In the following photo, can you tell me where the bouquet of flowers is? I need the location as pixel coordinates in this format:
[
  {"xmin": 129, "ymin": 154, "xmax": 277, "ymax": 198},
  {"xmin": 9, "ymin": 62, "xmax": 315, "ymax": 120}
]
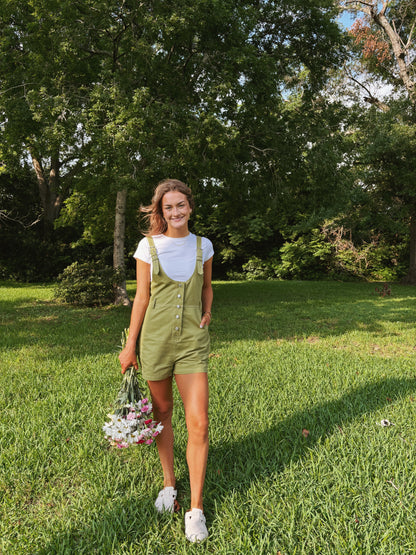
[{"xmin": 103, "ymin": 329, "xmax": 163, "ymax": 448}]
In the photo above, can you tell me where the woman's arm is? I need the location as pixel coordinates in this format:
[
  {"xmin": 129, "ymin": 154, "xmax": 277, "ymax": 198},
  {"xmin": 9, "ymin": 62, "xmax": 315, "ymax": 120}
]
[
  {"xmin": 200, "ymin": 256, "xmax": 213, "ymax": 329},
  {"xmin": 118, "ymin": 259, "xmax": 151, "ymax": 373}
]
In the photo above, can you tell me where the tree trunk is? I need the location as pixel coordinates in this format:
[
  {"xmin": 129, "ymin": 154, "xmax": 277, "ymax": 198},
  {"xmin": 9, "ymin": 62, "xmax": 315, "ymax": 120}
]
[
  {"xmin": 30, "ymin": 152, "xmax": 64, "ymax": 237},
  {"xmin": 113, "ymin": 189, "xmax": 131, "ymax": 305},
  {"xmin": 375, "ymin": 12, "xmax": 416, "ymax": 104},
  {"xmin": 402, "ymin": 211, "xmax": 416, "ymax": 285},
  {"xmin": 49, "ymin": 154, "xmax": 63, "ymax": 222}
]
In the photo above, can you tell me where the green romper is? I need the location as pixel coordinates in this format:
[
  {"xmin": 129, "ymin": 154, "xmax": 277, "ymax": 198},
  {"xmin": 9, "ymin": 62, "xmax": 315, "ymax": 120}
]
[{"xmin": 139, "ymin": 236, "xmax": 210, "ymax": 381}]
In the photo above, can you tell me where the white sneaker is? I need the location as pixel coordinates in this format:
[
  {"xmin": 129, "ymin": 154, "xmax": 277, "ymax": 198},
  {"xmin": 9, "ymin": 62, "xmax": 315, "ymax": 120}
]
[
  {"xmin": 154, "ymin": 487, "xmax": 177, "ymax": 513},
  {"xmin": 185, "ymin": 508, "xmax": 208, "ymax": 543}
]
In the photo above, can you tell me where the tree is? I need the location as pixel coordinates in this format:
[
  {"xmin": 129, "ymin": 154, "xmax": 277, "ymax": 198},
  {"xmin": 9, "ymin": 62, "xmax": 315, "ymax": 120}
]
[
  {"xmin": 0, "ymin": 160, "xmax": 74, "ymax": 281},
  {"xmin": 0, "ymin": 1, "xmax": 92, "ymax": 237},
  {"xmin": 1, "ymin": 0, "xmax": 345, "ymax": 291},
  {"xmin": 339, "ymin": 0, "xmax": 416, "ymax": 283},
  {"xmin": 344, "ymin": 0, "xmax": 415, "ymax": 102},
  {"xmin": 63, "ymin": 0, "xmax": 345, "ymax": 296}
]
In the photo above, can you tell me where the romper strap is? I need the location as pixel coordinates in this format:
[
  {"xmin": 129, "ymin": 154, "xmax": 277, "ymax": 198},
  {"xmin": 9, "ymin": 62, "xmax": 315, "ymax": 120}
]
[
  {"xmin": 196, "ymin": 236, "xmax": 203, "ymax": 275},
  {"xmin": 146, "ymin": 236, "xmax": 160, "ymax": 275}
]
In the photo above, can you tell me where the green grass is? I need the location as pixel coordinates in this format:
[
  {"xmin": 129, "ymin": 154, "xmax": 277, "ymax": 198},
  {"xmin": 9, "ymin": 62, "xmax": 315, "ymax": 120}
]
[{"xmin": 1, "ymin": 279, "xmax": 416, "ymax": 554}]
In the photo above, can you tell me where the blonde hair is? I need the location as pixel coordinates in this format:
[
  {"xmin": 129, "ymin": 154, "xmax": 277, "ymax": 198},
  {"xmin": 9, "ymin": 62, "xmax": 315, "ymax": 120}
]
[{"xmin": 141, "ymin": 179, "xmax": 195, "ymax": 235}]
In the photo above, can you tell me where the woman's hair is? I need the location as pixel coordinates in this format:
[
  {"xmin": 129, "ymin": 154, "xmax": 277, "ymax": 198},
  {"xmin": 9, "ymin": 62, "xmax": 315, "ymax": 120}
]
[{"xmin": 141, "ymin": 179, "xmax": 195, "ymax": 235}]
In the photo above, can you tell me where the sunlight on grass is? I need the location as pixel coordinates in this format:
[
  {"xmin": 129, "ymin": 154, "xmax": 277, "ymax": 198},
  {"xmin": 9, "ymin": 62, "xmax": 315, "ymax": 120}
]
[{"xmin": 1, "ymin": 280, "xmax": 416, "ymax": 553}]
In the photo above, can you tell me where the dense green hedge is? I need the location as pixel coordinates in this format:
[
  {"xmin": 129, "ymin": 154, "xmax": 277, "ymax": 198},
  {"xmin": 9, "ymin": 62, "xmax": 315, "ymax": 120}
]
[{"xmin": 54, "ymin": 261, "xmax": 121, "ymax": 306}]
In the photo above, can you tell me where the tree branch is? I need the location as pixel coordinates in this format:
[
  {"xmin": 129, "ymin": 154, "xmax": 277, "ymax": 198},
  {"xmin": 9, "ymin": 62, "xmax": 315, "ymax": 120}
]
[
  {"xmin": 343, "ymin": 1, "xmax": 373, "ymax": 16},
  {"xmin": 347, "ymin": 73, "xmax": 390, "ymax": 111},
  {"xmin": 343, "ymin": 0, "xmax": 416, "ymax": 103},
  {"xmin": 248, "ymin": 145, "xmax": 279, "ymax": 153},
  {"xmin": 82, "ymin": 48, "xmax": 113, "ymax": 58},
  {"xmin": 0, "ymin": 210, "xmax": 42, "ymax": 228},
  {"xmin": 0, "ymin": 83, "xmax": 38, "ymax": 96},
  {"xmin": 379, "ymin": 1, "xmax": 388, "ymax": 17},
  {"xmin": 405, "ymin": 19, "xmax": 416, "ymax": 50},
  {"xmin": 375, "ymin": 12, "xmax": 416, "ymax": 102}
]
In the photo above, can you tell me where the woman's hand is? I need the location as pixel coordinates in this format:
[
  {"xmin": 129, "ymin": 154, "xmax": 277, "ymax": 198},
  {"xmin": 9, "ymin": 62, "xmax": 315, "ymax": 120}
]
[
  {"xmin": 199, "ymin": 311, "xmax": 212, "ymax": 328},
  {"xmin": 119, "ymin": 346, "xmax": 139, "ymax": 374}
]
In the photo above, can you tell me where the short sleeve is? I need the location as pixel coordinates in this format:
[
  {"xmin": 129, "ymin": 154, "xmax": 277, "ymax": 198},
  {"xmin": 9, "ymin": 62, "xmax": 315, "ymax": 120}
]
[
  {"xmin": 201, "ymin": 237, "xmax": 214, "ymax": 263},
  {"xmin": 133, "ymin": 237, "xmax": 151, "ymax": 263}
]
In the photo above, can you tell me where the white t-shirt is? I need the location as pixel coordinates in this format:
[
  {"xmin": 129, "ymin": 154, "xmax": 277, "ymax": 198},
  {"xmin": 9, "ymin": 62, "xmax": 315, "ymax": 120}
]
[{"xmin": 134, "ymin": 233, "xmax": 214, "ymax": 282}]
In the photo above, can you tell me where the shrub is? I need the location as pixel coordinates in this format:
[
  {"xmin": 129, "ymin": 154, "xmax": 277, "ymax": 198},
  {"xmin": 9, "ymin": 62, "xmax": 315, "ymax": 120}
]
[
  {"xmin": 275, "ymin": 231, "xmax": 332, "ymax": 280},
  {"xmin": 321, "ymin": 223, "xmax": 406, "ymax": 281},
  {"xmin": 242, "ymin": 256, "xmax": 278, "ymax": 280},
  {"xmin": 55, "ymin": 261, "xmax": 121, "ymax": 306}
]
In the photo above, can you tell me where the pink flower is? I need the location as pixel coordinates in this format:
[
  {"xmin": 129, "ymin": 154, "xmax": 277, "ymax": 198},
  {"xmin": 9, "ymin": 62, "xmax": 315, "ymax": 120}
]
[
  {"xmin": 145, "ymin": 439, "xmax": 153, "ymax": 445},
  {"xmin": 137, "ymin": 439, "xmax": 145, "ymax": 444},
  {"xmin": 142, "ymin": 398, "xmax": 148, "ymax": 404},
  {"xmin": 144, "ymin": 419, "xmax": 152, "ymax": 425},
  {"xmin": 126, "ymin": 413, "xmax": 136, "ymax": 420},
  {"xmin": 141, "ymin": 406, "xmax": 149, "ymax": 413},
  {"xmin": 153, "ymin": 431, "xmax": 160, "ymax": 437},
  {"xmin": 117, "ymin": 442, "xmax": 129, "ymax": 449}
]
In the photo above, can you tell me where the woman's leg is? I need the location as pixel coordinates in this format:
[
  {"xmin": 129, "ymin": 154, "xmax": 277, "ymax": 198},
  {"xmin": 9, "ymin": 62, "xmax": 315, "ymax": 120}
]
[
  {"xmin": 175, "ymin": 373, "xmax": 209, "ymax": 510},
  {"xmin": 147, "ymin": 377, "xmax": 175, "ymax": 487}
]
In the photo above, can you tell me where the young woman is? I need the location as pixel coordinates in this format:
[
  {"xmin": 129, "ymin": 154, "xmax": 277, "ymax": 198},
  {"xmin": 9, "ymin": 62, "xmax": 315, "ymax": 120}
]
[{"xmin": 119, "ymin": 179, "xmax": 213, "ymax": 543}]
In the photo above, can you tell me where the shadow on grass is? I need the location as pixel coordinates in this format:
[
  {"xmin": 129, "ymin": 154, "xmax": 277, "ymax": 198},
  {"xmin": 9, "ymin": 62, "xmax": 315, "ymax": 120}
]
[
  {"xmin": 0, "ymin": 297, "xmax": 131, "ymax": 359},
  {"xmin": 212, "ymin": 281, "xmax": 416, "ymax": 343},
  {"xmin": 205, "ymin": 375, "xmax": 416, "ymax": 498},
  {"xmin": 2, "ymin": 280, "xmax": 416, "ymax": 356},
  {"xmin": 37, "ymin": 496, "xmax": 166, "ymax": 555},
  {"xmin": 4, "ymin": 281, "xmax": 416, "ymax": 550},
  {"xmin": 38, "ymin": 376, "xmax": 416, "ymax": 553}
]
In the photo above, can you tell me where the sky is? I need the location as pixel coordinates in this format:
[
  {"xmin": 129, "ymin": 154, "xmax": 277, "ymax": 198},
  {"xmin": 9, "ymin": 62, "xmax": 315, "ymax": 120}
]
[{"xmin": 338, "ymin": 10, "xmax": 357, "ymax": 30}]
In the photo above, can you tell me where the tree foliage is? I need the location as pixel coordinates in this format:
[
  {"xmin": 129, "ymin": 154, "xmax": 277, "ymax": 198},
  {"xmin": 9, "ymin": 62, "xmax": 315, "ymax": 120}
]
[
  {"xmin": 0, "ymin": 0, "xmax": 92, "ymax": 237},
  {"xmin": 342, "ymin": 0, "xmax": 415, "ymax": 102},
  {"xmin": 337, "ymin": 0, "xmax": 416, "ymax": 283},
  {"xmin": 1, "ymin": 0, "xmax": 350, "ymax": 287}
]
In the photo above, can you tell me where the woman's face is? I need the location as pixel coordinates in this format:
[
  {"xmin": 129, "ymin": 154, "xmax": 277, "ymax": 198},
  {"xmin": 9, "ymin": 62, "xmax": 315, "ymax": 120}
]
[{"xmin": 161, "ymin": 191, "xmax": 192, "ymax": 236}]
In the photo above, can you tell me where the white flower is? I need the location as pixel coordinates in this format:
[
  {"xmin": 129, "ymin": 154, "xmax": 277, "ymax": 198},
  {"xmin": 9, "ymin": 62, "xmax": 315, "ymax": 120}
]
[{"xmin": 103, "ymin": 402, "xmax": 163, "ymax": 448}]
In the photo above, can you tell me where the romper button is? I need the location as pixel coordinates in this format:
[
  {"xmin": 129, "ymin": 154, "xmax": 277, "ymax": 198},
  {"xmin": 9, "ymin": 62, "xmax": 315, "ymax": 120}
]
[
  {"xmin": 176, "ymin": 315, "xmax": 179, "ymax": 319},
  {"xmin": 177, "ymin": 305, "xmax": 180, "ymax": 308},
  {"xmin": 175, "ymin": 326, "xmax": 179, "ymax": 331},
  {"xmin": 177, "ymin": 294, "xmax": 181, "ymax": 298}
]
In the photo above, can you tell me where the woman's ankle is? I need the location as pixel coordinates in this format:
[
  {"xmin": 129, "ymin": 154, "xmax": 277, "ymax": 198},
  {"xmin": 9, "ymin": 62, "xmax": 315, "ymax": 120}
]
[{"xmin": 163, "ymin": 477, "xmax": 176, "ymax": 488}]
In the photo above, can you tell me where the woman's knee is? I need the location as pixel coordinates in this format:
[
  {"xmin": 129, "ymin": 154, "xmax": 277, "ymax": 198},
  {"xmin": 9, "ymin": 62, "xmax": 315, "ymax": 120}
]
[
  {"xmin": 186, "ymin": 413, "xmax": 209, "ymax": 440},
  {"xmin": 152, "ymin": 399, "xmax": 173, "ymax": 422},
  {"xmin": 148, "ymin": 378, "xmax": 173, "ymax": 422}
]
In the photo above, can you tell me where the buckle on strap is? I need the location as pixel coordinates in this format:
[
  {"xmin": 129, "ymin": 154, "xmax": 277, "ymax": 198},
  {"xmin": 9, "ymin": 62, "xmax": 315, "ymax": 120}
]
[{"xmin": 147, "ymin": 236, "xmax": 160, "ymax": 275}]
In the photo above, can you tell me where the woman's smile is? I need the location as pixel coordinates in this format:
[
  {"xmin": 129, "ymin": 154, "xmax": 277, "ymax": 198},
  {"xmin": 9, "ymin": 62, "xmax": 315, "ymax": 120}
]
[{"xmin": 162, "ymin": 191, "xmax": 192, "ymax": 236}]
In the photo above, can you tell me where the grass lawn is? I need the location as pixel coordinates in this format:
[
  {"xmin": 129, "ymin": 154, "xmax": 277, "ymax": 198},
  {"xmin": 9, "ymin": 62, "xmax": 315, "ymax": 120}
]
[{"xmin": 1, "ymin": 279, "xmax": 416, "ymax": 554}]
